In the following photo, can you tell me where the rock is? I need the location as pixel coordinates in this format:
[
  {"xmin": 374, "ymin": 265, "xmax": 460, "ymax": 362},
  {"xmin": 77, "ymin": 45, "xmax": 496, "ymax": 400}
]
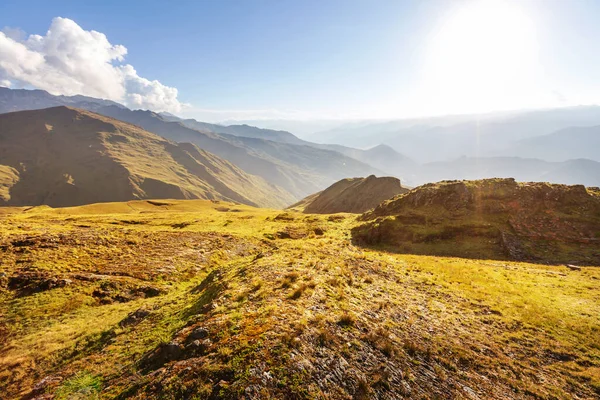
[
  {"xmin": 134, "ymin": 285, "xmax": 163, "ymax": 297},
  {"xmin": 500, "ymin": 232, "xmax": 529, "ymax": 261},
  {"xmin": 163, "ymin": 342, "xmax": 183, "ymax": 360},
  {"xmin": 566, "ymin": 264, "xmax": 582, "ymax": 271},
  {"xmin": 119, "ymin": 308, "xmax": 151, "ymax": 327},
  {"xmin": 276, "ymin": 231, "xmax": 292, "ymax": 239},
  {"xmin": 189, "ymin": 327, "xmax": 209, "ymax": 340},
  {"xmin": 275, "ymin": 228, "xmax": 309, "ymax": 240},
  {"xmin": 31, "ymin": 375, "xmax": 63, "ymax": 395},
  {"xmin": 92, "ymin": 281, "xmax": 163, "ymax": 304},
  {"xmin": 185, "ymin": 338, "xmax": 211, "ymax": 355},
  {"xmin": 313, "ymin": 227, "xmax": 325, "ymax": 236},
  {"xmin": 141, "ymin": 341, "xmax": 184, "ymax": 369}
]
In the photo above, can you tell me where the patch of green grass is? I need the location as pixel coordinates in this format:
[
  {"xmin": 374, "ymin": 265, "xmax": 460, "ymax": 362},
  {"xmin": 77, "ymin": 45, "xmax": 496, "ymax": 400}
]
[{"xmin": 55, "ymin": 371, "xmax": 102, "ymax": 400}]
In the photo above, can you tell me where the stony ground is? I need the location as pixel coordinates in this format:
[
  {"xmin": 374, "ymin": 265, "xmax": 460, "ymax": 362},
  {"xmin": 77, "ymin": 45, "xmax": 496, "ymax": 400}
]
[{"xmin": 0, "ymin": 200, "xmax": 599, "ymax": 399}]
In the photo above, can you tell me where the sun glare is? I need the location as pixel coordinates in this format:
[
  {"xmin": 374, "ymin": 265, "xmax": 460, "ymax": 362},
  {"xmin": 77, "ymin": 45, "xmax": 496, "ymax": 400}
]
[{"xmin": 422, "ymin": 0, "xmax": 540, "ymax": 114}]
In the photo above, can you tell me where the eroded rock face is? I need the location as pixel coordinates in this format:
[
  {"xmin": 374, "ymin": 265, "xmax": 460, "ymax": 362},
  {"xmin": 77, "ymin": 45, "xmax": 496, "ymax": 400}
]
[{"xmin": 354, "ymin": 179, "xmax": 600, "ymax": 264}]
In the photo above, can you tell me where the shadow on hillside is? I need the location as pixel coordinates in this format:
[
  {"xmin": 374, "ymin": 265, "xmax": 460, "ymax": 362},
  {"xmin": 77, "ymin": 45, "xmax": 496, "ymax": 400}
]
[{"xmin": 350, "ymin": 220, "xmax": 600, "ymax": 267}]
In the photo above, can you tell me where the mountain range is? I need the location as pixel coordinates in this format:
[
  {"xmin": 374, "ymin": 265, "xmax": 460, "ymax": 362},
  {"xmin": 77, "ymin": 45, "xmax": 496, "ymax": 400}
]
[
  {"xmin": 0, "ymin": 88, "xmax": 389, "ymax": 200},
  {"xmin": 1, "ymin": 87, "xmax": 599, "ymax": 206},
  {"xmin": 305, "ymin": 106, "xmax": 600, "ymax": 163},
  {"xmin": 0, "ymin": 107, "xmax": 291, "ymax": 207}
]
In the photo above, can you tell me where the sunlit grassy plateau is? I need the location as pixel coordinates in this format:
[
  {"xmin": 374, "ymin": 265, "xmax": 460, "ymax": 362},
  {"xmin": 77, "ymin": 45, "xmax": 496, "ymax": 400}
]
[{"xmin": 0, "ymin": 200, "xmax": 598, "ymax": 399}]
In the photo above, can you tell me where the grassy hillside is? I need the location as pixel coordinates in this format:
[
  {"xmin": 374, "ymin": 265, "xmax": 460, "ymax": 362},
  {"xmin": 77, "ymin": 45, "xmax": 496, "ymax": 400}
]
[
  {"xmin": 77, "ymin": 106, "xmax": 383, "ymax": 200},
  {"xmin": 0, "ymin": 107, "xmax": 292, "ymax": 208},
  {"xmin": 0, "ymin": 165, "xmax": 19, "ymax": 202},
  {"xmin": 0, "ymin": 199, "xmax": 598, "ymax": 399},
  {"xmin": 354, "ymin": 178, "xmax": 600, "ymax": 265}
]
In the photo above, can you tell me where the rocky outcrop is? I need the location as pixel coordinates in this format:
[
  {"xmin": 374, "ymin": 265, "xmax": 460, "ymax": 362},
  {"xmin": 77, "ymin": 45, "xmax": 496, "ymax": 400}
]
[{"xmin": 353, "ymin": 178, "xmax": 600, "ymax": 265}]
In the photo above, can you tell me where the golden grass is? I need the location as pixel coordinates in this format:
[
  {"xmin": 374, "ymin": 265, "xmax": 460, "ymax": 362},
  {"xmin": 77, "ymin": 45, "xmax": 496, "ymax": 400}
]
[{"xmin": 0, "ymin": 199, "xmax": 598, "ymax": 399}]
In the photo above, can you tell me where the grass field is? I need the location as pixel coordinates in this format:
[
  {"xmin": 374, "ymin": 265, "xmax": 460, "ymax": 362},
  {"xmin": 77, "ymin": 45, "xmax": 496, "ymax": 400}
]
[{"xmin": 1, "ymin": 199, "xmax": 599, "ymax": 399}]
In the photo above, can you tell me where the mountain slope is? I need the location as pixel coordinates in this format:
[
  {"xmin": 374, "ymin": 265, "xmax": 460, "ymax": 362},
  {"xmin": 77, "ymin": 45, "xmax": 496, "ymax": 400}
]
[
  {"xmin": 92, "ymin": 106, "xmax": 382, "ymax": 199},
  {"xmin": 1, "ymin": 202, "xmax": 598, "ymax": 399},
  {"xmin": 0, "ymin": 88, "xmax": 408, "ymax": 191},
  {"xmin": 0, "ymin": 107, "xmax": 292, "ymax": 207},
  {"xmin": 162, "ymin": 113, "xmax": 415, "ymax": 176},
  {"xmin": 293, "ymin": 175, "xmax": 409, "ymax": 214}
]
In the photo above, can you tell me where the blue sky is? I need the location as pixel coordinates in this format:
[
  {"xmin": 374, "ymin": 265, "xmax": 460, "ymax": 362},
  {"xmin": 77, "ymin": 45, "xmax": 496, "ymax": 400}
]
[{"xmin": 1, "ymin": 0, "xmax": 599, "ymax": 121}]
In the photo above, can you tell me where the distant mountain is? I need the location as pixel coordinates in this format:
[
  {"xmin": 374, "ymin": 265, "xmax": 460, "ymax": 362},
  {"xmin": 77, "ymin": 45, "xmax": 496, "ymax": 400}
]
[
  {"xmin": 0, "ymin": 87, "xmax": 126, "ymax": 114},
  {"xmin": 221, "ymin": 119, "xmax": 351, "ymax": 137},
  {"xmin": 330, "ymin": 144, "xmax": 418, "ymax": 181},
  {"xmin": 3, "ymin": 88, "xmax": 598, "ymax": 190},
  {"xmin": 199, "ymin": 122, "xmax": 306, "ymax": 145},
  {"xmin": 0, "ymin": 107, "xmax": 292, "ymax": 207},
  {"xmin": 289, "ymin": 175, "xmax": 409, "ymax": 214},
  {"xmin": 503, "ymin": 125, "xmax": 600, "ymax": 162},
  {"xmin": 310, "ymin": 106, "xmax": 600, "ymax": 162},
  {"xmin": 93, "ymin": 106, "xmax": 383, "ymax": 200},
  {"xmin": 417, "ymin": 157, "xmax": 600, "ymax": 187},
  {"xmin": 165, "ymin": 114, "xmax": 416, "ymax": 177}
]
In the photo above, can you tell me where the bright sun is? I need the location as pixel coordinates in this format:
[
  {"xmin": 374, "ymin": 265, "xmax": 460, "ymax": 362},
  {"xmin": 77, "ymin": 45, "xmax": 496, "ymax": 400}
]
[{"xmin": 422, "ymin": 0, "xmax": 540, "ymax": 114}]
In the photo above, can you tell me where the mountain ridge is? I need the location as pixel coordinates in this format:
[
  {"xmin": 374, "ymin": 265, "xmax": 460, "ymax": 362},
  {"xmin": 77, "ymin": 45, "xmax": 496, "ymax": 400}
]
[
  {"xmin": 0, "ymin": 106, "xmax": 292, "ymax": 207},
  {"xmin": 0, "ymin": 88, "xmax": 384, "ymax": 200}
]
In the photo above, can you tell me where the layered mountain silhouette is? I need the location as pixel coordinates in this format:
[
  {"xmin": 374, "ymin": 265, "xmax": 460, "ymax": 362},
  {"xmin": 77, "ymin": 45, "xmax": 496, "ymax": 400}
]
[
  {"xmin": 161, "ymin": 113, "xmax": 416, "ymax": 178},
  {"xmin": 2, "ymin": 87, "xmax": 599, "ymax": 190},
  {"xmin": 504, "ymin": 125, "xmax": 600, "ymax": 162},
  {"xmin": 0, "ymin": 88, "xmax": 383, "ymax": 199},
  {"xmin": 0, "ymin": 87, "xmax": 126, "ymax": 114},
  {"xmin": 310, "ymin": 106, "xmax": 600, "ymax": 161},
  {"xmin": 0, "ymin": 107, "xmax": 292, "ymax": 207}
]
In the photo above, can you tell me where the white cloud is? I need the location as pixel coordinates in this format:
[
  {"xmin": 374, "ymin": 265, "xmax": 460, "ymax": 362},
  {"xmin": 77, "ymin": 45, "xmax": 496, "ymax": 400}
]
[{"xmin": 0, "ymin": 17, "xmax": 183, "ymax": 112}]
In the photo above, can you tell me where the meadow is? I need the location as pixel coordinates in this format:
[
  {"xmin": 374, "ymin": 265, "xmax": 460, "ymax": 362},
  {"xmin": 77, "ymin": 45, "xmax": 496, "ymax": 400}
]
[{"xmin": 0, "ymin": 200, "xmax": 598, "ymax": 399}]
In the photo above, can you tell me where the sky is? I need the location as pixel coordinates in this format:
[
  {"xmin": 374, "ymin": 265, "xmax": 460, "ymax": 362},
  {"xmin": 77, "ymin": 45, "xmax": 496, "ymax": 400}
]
[{"xmin": 1, "ymin": 0, "xmax": 599, "ymax": 122}]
